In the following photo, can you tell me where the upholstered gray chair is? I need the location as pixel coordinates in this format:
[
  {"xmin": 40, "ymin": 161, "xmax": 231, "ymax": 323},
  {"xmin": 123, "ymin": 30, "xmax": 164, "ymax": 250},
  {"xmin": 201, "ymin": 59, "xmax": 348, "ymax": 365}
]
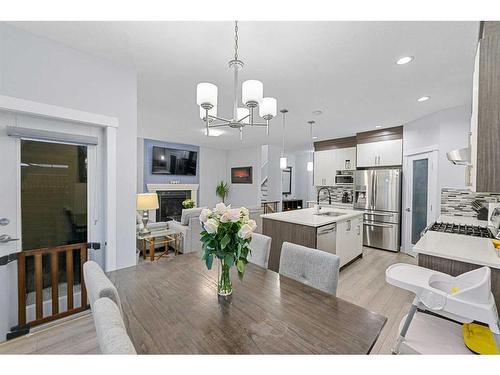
[
  {"xmin": 92, "ymin": 297, "xmax": 136, "ymax": 355},
  {"xmin": 169, "ymin": 207, "xmax": 205, "ymax": 253},
  {"xmin": 83, "ymin": 261, "xmax": 123, "ymax": 317},
  {"xmin": 279, "ymin": 242, "xmax": 340, "ymax": 295},
  {"xmin": 248, "ymin": 233, "xmax": 272, "ymax": 269}
]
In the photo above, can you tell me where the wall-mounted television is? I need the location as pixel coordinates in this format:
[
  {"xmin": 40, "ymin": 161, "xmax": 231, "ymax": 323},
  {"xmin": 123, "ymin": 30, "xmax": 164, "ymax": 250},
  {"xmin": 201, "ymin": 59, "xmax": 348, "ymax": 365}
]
[{"xmin": 152, "ymin": 146, "xmax": 197, "ymax": 175}]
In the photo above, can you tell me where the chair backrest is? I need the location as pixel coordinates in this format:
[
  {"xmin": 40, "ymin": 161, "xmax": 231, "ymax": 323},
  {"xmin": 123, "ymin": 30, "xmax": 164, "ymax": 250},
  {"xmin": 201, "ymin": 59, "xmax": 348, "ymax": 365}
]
[
  {"xmin": 92, "ymin": 297, "xmax": 136, "ymax": 355},
  {"xmin": 279, "ymin": 242, "xmax": 340, "ymax": 295},
  {"xmin": 83, "ymin": 261, "xmax": 123, "ymax": 316},
  {"xmin": 248, "ymin": 233, "xmax": 272, "ymax": 269}
]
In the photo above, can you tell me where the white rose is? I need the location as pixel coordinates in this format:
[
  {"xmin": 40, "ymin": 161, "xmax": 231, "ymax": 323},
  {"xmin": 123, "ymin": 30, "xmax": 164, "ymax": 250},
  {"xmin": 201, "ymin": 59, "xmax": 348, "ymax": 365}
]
[
  {"xmin": 215, "ymin": 202, "xmax": 229, "ymax": 215},
  {"xmin": 247, "ymin": 219, "xmax": 257, "ymax": 232},
  {"xmin": 220, "ymin": 211, "xmax": 231, "ymax": 223},
  {"xmin": 199, "ymin": 208, "xmax": 212, "ymax": 223},
  {"xmin": 229, "ymin": 208, "xmax": 242, "ymax": 222},
  {"xmin": 204, "ymin": 218, "xmax": 219, "ymax": 234},
  {"xmin": 238, "ymin": 223, "xmax": 253, "ymax": 239},
  {"xmin": 240, "ymin": 207, "xmax": 249, "ymax": 218}
]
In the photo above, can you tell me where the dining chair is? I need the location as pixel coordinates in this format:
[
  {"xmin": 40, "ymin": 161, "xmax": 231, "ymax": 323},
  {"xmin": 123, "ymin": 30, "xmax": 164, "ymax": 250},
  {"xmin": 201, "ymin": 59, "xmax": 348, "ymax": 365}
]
[
  {"xmin": 83, "ymin": 260, "xmax": 123, "ymax": 316},
  {"xmin": 248, "ymin": 233, "xmax": 272, "ymax": 269},
  {"xmin": 92, "ymin": 297, "xmax": 137, "ymax": 355},
  {"xmin": 279, "ymin": 242, "xmax": 340, "ymax": 295}
]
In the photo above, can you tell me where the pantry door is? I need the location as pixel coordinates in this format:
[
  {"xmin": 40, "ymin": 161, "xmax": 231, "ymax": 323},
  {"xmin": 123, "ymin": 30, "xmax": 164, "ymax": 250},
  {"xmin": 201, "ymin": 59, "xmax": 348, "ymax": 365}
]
[{"xmin": 403, "ymin": 149, "xmax": 439, "ymax": 254}]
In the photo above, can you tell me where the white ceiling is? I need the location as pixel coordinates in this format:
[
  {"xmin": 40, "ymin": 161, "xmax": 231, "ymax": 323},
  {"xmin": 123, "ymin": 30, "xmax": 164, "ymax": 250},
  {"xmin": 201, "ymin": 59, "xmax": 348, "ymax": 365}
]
[{"xmin": 9, "ymin": 21, "xmax": 479, "ymax": 151}]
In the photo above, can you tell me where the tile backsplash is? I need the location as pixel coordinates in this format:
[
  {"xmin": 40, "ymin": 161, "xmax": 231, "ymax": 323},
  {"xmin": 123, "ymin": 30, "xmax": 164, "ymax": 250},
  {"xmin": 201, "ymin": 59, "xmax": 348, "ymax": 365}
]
[{"xmin": 441, "ymin": 188, "xmax": 500, "ymax": 217}]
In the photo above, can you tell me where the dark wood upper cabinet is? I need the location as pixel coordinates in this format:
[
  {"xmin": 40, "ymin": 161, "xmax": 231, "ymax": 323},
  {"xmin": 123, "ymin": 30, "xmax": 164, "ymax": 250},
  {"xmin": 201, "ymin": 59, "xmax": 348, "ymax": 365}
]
[{"xmin": 476, "ymin": 21, "xmax": 500, "ymax": 193}]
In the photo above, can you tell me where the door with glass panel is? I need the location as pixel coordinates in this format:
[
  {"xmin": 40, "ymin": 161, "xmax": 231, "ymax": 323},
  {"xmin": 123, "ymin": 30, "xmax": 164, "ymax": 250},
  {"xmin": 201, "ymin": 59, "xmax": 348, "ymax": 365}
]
[
  {"xmin": 0, "ymin": 111, "xmax": 94, "ymax": 341},
  {"xmin": 18, "ymin": 140, "xmax": 90, "ymax": 331},
  {"xmin": 403, "ymin": 151, "xmax": 438, "ymax": 253}
]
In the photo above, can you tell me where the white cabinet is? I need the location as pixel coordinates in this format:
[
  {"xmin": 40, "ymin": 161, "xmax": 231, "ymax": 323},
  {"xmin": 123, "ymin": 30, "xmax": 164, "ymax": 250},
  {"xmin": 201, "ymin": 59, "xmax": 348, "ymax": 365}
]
[
  {"xmin": 335, "ymin": 216, "xmax": 363, "ymax": 267},
  {"xmin": 356, "ymin": 139, "xmax": 402, "ymax": 168},
  {"xmin": 335, "ymin": 147, "xmax": 356, "ymax": 170},
  {"xmin": 314, "ymin": 150, "xmax": 336, "ymax": 186}
]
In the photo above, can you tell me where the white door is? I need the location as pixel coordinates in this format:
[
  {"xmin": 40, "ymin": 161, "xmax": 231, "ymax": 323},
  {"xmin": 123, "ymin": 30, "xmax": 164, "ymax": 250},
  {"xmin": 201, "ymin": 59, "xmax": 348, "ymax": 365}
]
[
  {"xmin": 402, "ymin": 150, "xmax": 438, "ymax": 254},
  {"xmin": 0, "ymin": 110, "xmax": 106, "ymax": 341},
  {"xmin": 0, "ymin": 111, "xmax": 21, "ymax": 341}
]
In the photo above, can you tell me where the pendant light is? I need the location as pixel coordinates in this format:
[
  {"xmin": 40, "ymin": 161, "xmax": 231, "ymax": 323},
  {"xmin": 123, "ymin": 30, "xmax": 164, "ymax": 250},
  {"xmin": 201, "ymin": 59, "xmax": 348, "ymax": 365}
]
[
  {"xmin": 280, "ymin": 109, "xmax": 288, "ymax": 169},
  {"xmin": 307, "ymin": 120, "xmax": 315, "ymax": 172},
  {"xmin": 196, "ymin": 21, "xmax": 277, "ymax": 140}
]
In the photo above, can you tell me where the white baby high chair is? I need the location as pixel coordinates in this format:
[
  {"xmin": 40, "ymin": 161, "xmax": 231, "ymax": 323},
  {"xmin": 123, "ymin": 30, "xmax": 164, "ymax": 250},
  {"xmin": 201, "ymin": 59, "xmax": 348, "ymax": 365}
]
[{"xmin": 386, "ymin": 263, "xmax": 500, "ymax": 354}]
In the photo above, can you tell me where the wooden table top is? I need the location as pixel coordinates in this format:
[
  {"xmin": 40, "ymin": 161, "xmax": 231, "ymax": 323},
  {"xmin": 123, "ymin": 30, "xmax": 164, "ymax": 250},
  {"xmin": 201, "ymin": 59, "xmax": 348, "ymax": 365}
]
[{"xmin": 108, "ymin": 253, "xmax": 386, "ymax": 354}]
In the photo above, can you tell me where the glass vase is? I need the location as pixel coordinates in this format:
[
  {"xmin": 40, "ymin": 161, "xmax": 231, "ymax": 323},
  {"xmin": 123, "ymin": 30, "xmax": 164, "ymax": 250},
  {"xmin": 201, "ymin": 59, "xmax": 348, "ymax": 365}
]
[{"xmin": 217, "ymin": 259, "xmax": 233, "ymax": 296}]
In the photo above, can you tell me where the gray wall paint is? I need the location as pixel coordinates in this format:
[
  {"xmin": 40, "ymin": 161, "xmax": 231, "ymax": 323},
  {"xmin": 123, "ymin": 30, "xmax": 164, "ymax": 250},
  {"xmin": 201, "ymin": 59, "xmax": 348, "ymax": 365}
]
[
  {"xmin": 0, "ymin": 24, "xmax": 138, "ymax": 269},
  {"xmin": 226, "ymin": 146, "xmax": 261, "ymax": 208},
  {"xmin": 199, "ymin": 147, "xmax": 227, "ymax": 208},
  {"xmin": 142, "ymin": 138, "xmax": 200, "ymax": 192}
]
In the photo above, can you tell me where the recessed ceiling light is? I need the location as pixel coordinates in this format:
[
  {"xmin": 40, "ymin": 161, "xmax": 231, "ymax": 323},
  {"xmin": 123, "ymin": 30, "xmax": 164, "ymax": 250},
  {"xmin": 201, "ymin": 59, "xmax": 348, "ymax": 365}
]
[
  {"xmin": 417, "ymin": 96, "xmax": 430, "ymax": 102},
  {"xmin": 375, "ymin": 125, "xmax": 382, "ymax": 128},
  {"xmin": 203, "ymin": 129, "xmax": 224, "ymax": 137},
  {"xmin": 396, "ymin": 56, "xmax": 414, "ymax": 65},
  {"xmin": 312, "ymin": 110, "xmax": 323, "ymax": 116}
]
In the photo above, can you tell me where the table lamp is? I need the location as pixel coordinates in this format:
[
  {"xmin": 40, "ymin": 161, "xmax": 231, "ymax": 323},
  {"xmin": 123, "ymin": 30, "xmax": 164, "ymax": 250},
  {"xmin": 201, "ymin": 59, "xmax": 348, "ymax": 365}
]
[{"xmin": 136, "ymin": 193, "xmax": 159, "ymax": 235}]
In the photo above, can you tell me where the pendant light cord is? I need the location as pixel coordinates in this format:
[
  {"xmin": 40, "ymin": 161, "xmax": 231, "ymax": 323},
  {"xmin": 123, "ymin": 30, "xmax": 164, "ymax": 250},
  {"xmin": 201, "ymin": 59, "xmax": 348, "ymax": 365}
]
[
  {"xmin": 282, "ymin": 111, "xmax": 286, "ymax": 155},
  {"xmin": 234, "ymin": 21, "xmax": 239, "ymax": 61}
]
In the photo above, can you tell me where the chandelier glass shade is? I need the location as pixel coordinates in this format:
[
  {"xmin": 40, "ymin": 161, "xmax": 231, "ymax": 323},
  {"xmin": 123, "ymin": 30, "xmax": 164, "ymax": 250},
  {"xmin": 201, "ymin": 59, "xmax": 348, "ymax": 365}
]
[{"xmin": 196, "ymin": 21, "xmax": 277, "ymax": 140}]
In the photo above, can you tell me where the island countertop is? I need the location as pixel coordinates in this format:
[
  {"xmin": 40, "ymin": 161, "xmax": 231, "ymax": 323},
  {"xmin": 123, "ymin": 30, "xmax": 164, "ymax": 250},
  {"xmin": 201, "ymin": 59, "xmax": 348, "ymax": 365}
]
[
  {"xmin": 261, "ymin": 207, "xmax": 363, "ymax": 228},
  {"xmin": 413, "ymin": 215, "xmax": 499, "ymax": 269}
]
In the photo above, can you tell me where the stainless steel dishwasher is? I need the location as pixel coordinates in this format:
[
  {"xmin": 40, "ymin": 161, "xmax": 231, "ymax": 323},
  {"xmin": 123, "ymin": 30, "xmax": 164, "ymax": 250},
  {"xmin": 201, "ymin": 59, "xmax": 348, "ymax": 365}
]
[{"xmin": 316, "ymin": 223, "xmax": 337, "ymax": 255}]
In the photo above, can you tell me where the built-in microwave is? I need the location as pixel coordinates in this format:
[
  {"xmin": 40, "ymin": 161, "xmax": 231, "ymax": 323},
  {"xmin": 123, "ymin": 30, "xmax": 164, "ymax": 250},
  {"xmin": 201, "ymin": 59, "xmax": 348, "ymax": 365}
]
[{"xmin": 335, "ymin": 170, "xmax": 354, "ymax": 185}]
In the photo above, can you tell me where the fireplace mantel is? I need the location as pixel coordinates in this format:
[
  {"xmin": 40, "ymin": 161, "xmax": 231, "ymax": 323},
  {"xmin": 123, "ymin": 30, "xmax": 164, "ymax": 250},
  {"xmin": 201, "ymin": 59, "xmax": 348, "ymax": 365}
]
[{"xmin": 147, "ymin": 183, "xmax": 199, "ymax": 197}]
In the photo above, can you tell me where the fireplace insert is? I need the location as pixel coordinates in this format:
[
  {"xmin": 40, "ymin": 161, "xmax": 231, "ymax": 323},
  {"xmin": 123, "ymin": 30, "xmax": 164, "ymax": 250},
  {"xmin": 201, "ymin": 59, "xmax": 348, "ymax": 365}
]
[{"xmin": 156, "ymin": 190, "xmax": 191, "ymax": 222}]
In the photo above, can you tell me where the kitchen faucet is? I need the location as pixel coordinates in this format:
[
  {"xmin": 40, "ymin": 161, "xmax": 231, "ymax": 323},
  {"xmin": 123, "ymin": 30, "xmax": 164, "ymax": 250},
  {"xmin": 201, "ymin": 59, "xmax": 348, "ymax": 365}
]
[{"xmin": 316, "ymin": 187, "xmax": 332, "ymax": 207}]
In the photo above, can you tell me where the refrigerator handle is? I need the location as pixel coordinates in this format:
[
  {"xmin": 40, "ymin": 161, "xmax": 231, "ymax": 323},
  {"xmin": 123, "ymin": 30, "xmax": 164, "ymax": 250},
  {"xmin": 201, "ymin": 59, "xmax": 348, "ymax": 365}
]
[
  {"xmin": 373, "ymin": 170, "xmax": 377, "ymax": 209},
  {"xmin": 370, "ymin": 170, "xmax": 375, "ymax": 209}
]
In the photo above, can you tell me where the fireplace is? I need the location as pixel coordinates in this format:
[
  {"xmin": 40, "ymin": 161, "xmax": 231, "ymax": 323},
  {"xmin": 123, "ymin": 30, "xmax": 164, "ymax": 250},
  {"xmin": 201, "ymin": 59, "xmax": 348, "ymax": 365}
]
[
  {"xmin": 156, "ymin": 190, "xmax": 191, "ymax": 222},
  {"xmin": 147, "ymin": 183, "xmax": 199, "ymax": 222}
]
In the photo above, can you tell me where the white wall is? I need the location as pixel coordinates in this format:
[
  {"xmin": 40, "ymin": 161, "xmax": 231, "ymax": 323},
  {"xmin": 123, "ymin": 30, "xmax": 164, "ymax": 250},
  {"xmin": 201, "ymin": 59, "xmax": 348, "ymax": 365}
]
[
  {"xmin": 0, "ymin": 24, "xmax": 138, "ymax": 269},
  {"xmin": 293, "ymin": 151, "xmax": 315, "ymax": 204},
  {"xmin": 199, "ymin": 146, "xmax": 228, "ymax": 208},
  {"xmin": 267, "ymin": 145, "xmax": 283, "ymax": 204},
  {"xmin": 403, "ymin": 104, "xmax": 470, "ymax": 193},
  {"xmin": 225, "ymin": 146, "xmax": 261, "ymax": 207}
]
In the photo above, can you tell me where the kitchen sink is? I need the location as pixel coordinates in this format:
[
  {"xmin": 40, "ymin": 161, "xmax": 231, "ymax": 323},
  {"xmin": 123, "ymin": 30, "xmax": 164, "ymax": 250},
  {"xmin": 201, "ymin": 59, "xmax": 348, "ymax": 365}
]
[{"xmin": 315, "ymin": 211, "xmax": 346, "ymax": 217}]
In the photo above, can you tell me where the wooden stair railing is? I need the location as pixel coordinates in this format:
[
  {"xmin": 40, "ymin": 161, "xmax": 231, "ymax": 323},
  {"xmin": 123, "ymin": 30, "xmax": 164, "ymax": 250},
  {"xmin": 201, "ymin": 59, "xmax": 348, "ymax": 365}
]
[{"xmin": 18, "ymin": 243, "xmax": 89, "ymax": 328}]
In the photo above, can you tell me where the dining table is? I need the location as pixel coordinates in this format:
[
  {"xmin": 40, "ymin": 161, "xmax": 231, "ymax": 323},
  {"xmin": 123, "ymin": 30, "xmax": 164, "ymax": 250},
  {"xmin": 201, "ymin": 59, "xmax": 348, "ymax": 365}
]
[{"xmin": 108, "ymin": 253, "xmax": 387, "ymax": 354}]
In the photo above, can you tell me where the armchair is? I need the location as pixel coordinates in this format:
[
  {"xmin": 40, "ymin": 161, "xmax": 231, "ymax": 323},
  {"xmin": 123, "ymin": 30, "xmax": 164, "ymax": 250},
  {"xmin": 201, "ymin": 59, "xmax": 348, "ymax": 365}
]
[{"xmin": 168, "ymin": 207, "xmax": 205, "ymax": 254}]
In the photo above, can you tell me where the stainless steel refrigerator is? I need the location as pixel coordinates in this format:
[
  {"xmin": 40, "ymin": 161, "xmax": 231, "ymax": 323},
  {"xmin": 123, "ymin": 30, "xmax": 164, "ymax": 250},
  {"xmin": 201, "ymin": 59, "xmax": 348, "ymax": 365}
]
[{"xmin": 353, "ymin": 169, "xmax": 401, "ymax": 252}]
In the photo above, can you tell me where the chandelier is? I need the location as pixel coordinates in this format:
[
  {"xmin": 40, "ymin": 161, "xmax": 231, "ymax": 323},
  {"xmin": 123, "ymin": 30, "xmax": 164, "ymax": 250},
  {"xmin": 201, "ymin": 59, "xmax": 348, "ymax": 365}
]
[{"xmin": 196, "ymin": 21, "xmax": 278, "ymax": 140}]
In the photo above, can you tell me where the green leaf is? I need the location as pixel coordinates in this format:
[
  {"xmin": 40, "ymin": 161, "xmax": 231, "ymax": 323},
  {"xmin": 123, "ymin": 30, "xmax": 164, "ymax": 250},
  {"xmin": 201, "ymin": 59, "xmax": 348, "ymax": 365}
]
[
  {"xmin": 220, "ymin": 234, "xmax": 230, "ymax": 249},
  {"xmin": 236, "ymin": 259, "xmax": 246, "ymax": 274},
  {"xmin": 206, "ymin": 254, "xmax": 213, "ymax": 270},
  {"xmin": 225, "ymin": 254, "xmax": 234, "ymax": 267}
]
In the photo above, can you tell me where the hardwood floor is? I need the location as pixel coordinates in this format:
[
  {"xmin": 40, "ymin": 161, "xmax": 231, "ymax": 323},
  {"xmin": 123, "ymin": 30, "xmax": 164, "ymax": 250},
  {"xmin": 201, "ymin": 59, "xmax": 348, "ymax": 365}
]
[{"xmin": 0, "ymin": 246, "xmax": 415, "ymax": 355}]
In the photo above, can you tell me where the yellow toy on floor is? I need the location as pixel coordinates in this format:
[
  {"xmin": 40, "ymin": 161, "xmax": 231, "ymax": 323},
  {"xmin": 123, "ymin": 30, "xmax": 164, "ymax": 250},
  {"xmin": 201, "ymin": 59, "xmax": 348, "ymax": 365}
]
[{"xmin": 464, "ymin": 323, "xmax": 500, "ymax": 354}]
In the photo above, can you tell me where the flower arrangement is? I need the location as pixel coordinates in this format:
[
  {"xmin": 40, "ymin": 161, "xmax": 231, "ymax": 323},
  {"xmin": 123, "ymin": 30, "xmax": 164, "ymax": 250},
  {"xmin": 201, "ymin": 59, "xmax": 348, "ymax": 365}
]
[
  {"xmin": 182, "ymin": 199, "xmax": 195, "ymax": 209},
  {"xmin": 199, "ymin": 203, "xmax": 257, "ymax": 296}
]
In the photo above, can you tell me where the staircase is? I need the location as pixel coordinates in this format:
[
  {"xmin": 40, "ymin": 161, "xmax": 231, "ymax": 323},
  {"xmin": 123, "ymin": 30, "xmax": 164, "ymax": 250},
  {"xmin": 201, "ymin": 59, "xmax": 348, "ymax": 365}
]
[{"xmin": 260, "ymin": 145, "xmax": 269, "ymax": 204}]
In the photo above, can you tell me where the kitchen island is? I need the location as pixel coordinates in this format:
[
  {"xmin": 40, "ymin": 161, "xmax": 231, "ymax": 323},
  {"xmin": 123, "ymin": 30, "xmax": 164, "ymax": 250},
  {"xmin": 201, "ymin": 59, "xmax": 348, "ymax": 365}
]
[
  {"xmin": 261, "ymin": 207, "xmax": 363, "ymax": 272},
  {"xmin": 414, "ymin": 215, "xmax": 500, "ymax": 309}
]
